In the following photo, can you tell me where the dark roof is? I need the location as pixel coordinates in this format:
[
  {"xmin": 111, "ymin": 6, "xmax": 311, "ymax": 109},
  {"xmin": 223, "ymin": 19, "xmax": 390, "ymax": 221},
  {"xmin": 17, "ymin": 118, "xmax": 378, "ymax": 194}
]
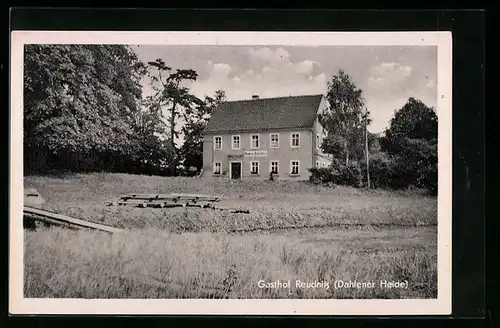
[{"xmin": 204, "ymin": 94, "xmax": 324, "ymax": 133}]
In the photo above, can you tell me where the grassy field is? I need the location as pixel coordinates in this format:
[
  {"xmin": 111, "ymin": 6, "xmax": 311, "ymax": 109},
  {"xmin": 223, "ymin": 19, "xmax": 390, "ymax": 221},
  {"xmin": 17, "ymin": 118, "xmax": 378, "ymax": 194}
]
[{"xmin": 23, "ymin": 173, "xmax": 437, "ymax": 299}]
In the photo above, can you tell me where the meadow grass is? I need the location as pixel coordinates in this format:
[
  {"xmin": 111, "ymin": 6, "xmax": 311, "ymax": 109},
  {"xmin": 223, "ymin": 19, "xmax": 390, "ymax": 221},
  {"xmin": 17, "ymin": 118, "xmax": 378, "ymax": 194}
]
[
  {"xmin": 24, "ymin": 173, "xmax": 437, "ymax": 232},
  {"xmin": 23, "ymin": 173, "xmax": 438, "ymax": 299},
  {"xmin": 24, "ymin": 226, "xmax": 437, "ymax": 299}
]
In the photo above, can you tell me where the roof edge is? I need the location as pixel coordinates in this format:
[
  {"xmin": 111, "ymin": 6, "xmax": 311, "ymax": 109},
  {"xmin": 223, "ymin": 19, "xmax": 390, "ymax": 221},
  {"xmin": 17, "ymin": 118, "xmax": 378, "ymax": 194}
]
[
  {"xmin": 219, "ymin": 93, "xmax": 324, "ymax": 104},
  {"xmin": 203, "ymin": 125, "xmax": 313, "ymax": 135}
]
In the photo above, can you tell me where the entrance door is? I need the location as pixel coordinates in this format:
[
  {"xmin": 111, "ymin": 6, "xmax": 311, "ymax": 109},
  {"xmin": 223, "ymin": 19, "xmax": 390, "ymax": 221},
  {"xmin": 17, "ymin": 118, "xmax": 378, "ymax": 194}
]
[{"xmin": 230, "ymin": 162, "xmax": 242, "ymax": 180}]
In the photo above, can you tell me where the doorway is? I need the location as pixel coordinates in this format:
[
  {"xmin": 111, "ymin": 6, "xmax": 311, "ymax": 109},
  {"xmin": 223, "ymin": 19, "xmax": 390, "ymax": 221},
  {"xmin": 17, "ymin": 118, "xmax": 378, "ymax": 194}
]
[{"xmin": 230, "ymin": 162, "xmax": 242, "ymax": 180}]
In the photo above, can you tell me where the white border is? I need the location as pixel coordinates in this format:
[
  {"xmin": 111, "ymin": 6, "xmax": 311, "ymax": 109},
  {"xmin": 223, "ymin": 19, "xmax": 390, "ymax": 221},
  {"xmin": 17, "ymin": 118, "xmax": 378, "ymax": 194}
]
[{"xmin": 10, "ymin": 31, "xmax": 452, "ymax": 315}]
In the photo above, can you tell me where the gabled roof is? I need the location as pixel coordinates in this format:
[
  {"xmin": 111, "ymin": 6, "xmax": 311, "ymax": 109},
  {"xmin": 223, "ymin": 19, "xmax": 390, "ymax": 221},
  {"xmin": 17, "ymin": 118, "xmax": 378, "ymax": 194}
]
[{"xmin": 204, "ymin": 94, "xmax": 324, "ymax": 134}]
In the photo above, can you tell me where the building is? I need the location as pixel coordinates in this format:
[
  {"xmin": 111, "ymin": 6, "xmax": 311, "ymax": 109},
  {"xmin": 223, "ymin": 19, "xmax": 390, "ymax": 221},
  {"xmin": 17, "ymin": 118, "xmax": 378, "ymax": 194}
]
[{"xmin": 202, "ymin": 94, "xmax": 332, "ymax": 180}]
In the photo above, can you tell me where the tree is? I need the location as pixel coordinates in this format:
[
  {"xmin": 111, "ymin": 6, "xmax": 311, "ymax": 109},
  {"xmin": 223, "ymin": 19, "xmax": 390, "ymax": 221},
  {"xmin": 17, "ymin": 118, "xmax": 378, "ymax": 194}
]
[
  {"xmin": 380, "ymin": 97, "xmax": 438, "ymax": 194},
  {"xmin": 147, "ymin": 59, "xmax": 202, "ymax": 175},
  {"xmin": 318, "ymin": 70, "xmax": 370, "ymax": 165},
  {"xmin": 23, "ymin": 44, "xmax": 147, "ymax": 173},
  {"xmin": 380, "ymin": 97, "xmax": 437, "ymax": 155},
  {"xmin": 180, "ymin": 90, "xmax": 226, "ymax": 171}
]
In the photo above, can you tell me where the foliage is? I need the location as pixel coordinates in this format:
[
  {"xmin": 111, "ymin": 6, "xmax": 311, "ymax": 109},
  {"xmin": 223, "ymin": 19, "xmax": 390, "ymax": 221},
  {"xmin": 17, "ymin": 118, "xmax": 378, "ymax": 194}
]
[
  {"xmin": 180, "ymin": 90, "xmax": 226, "ymax": 171},
  {"xmin": 391, "ymin": 139, "xmax": 438, "ymax": 195},
  {"xmin": 380, "ymin": 97, "xmax": 438, "ymax": 155},
  {"xmin": 146, "ymin": 59, "xmax": 204, "ymax": 175},
  {"xmin": 359, "ymin": 152, "xmax": 394, "ymax": 189},
  {"xmin": 311, "ymin": 97, "xmax": 438, "ymax": 194},
  {"xmin": 319, "ymin": 70, "xmax": 371, "ymax": 164},
  {"xmin": 380, "ymin": 98, "xmax": 438, "ymax": 194},
  {"xmin": 308, "ymin": 159, "xmax": 362, "ymax": 188},
  {"xmin": 23, "ymin": 44, "xmax": 151, "ymax": 174}
]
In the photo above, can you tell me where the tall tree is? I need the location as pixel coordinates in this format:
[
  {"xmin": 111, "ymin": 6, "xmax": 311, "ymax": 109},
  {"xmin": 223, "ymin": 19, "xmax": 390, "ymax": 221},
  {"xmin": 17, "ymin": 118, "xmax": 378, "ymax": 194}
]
[
  {"xmin": 23, "ymin": 44, "xmax": 147, "ymax": 173},
  {"xmin": 180, "ymin": 90, "xmax": 226, "ymax": 171},
  {"xmin": 147, "ymin": 59, "xmax": 202, "ymax": 175},
  {"xmin": 380, "ymin": 97, "xmax": 438, "ymax": 155},
  {"xmin": 318, "ymin": 70, "xmax": 370, "ymax": 165},
  {"xmin": 380, "ymin": 97, "xmax": 438, "ymax": 194}
]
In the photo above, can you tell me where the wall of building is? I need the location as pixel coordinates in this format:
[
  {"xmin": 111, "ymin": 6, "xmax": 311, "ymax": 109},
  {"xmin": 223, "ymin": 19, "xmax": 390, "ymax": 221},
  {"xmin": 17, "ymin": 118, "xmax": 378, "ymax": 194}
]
[
  {"xmin": 312, "ymin": 115, "xmax": 333, "ymax": 168},
  {"xmin": 203, "ymin": 128, "xmax": 314, "ymax": 180}
]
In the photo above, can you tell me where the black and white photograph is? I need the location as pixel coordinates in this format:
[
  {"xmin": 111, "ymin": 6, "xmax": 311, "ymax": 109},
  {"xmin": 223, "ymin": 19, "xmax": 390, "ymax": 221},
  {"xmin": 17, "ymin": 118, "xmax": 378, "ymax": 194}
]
[{"xmin": 10, "ymin": 31, "xmax": 452, "ymax": 315}]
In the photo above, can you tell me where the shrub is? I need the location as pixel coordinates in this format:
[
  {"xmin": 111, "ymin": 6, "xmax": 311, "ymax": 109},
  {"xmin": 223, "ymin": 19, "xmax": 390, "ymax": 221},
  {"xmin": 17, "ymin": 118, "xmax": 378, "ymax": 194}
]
[
  {"xmin": 309, "ymin": 161, "xmax": 362, "ymax": 188},
  {"xmin": 360, "ymin": 152, "xmax": 394, "ymax": 189},
  {"xmin": 334, "ymin": 161, "xmax": 363, "ymax": 187},
  {"xmin": 308, "ymin": 168, "xmax": 334, "ymax": 185}
]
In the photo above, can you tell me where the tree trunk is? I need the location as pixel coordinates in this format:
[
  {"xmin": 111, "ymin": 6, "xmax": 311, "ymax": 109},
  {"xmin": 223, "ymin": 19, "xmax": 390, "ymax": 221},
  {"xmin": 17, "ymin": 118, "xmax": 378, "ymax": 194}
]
[{"xmin": 170, "ymin": 102, "xmax": 177, "ymax": 176}]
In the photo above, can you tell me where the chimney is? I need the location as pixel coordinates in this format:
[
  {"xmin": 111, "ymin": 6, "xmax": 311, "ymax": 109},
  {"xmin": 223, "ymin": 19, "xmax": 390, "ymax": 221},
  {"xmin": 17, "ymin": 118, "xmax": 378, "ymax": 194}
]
[{"xmin": 252, "ymin": 95, "xmax": 259, "ymax": 100}]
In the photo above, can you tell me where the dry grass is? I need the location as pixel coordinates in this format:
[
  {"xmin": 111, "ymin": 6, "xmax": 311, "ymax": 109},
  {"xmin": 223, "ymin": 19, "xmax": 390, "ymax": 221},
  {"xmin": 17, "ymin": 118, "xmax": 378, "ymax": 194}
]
[
  {"xmin": 25, "ymin": 173, "xmax": 437, "ymax": 232},
  {"xmin": 25, "ymin": 226, "xmax": 437, "ymax": 299},
  {"xmin": 23, "ymin": 173, "xmax": 438, "ymax": 299}
]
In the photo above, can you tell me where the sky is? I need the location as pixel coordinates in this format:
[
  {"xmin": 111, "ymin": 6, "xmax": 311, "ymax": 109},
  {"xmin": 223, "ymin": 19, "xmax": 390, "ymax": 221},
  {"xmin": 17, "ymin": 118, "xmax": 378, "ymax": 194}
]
[{"xmin": 132, "ymin": 45, "xmax": 437, "ymax": 134}]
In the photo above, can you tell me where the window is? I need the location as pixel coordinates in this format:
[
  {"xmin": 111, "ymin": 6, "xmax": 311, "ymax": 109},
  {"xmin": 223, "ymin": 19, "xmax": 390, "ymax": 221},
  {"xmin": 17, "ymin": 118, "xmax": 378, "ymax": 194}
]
[
  {"xmin": 291, "ymin": 133, "xmax": 300, "ymax": 147},
  {"xmin": 316, "ymin": 161, "xmax": 320, "ymax": 168},
  {"xmin": 321, "ymin": 162, "xmax": 327, "ymax": 168},
  {"xmin": 270, "ymin": 133, "xmax": 279, "ymax": 148},
  {"xmin": 250, "ymin": 161, "xmax": 259, "ymax": 175},
  {"xmin": 270, "ymin": 161, "xmax": 279, "ymax": 174},
  {"xmin": 213, "ymin": 162, "xmax": 221, "ymax": 175},
  {"xmin": 214, "ymin": 136, "xmax": 222, "ymax": 150},
  {"xmin": 316, "ymin": 134, "xmax": 320, "ymax": 149},
  {"xmin": 290, "ymin": 160, "xmax": 299, "ymax": 175},
  {"xmin": 251, "ymin": 134, "xmax": 260, "ymax": 149},
  {"xmin": 232, "ymin": 135, "xmax": 240, "ymax": 149}
]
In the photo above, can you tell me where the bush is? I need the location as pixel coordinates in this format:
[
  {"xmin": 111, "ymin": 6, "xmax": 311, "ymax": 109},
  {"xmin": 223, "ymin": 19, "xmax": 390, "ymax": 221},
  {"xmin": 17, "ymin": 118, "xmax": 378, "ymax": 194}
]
[
  {"xmin": 309, "ymin": 161, "xmax": 362, "ymax": 188},
  {"xmin": 308, "ymin": 168, "xmax": 334, "ymax": 185},
  {"xmin": 360, "ymin": 152, "xmax": 394, "ymax": 189},
  {"xmin": 311, "ymin": 149, "xmax": 436, "ymax": 195},
  {"xmin": 335, "ymin": 161, "xmax": 363, "ymax": 187}
]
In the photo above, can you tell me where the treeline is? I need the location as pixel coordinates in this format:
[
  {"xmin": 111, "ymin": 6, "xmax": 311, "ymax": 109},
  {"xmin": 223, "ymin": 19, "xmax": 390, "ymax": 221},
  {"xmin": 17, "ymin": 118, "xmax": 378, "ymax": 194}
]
[
  {"xmin": 309, "ymin": 70, "xmax": 438, "ymax": 195},
  {"xmin": 23, "ymin": 45, "xmax": 223, "ymax": 176}
]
